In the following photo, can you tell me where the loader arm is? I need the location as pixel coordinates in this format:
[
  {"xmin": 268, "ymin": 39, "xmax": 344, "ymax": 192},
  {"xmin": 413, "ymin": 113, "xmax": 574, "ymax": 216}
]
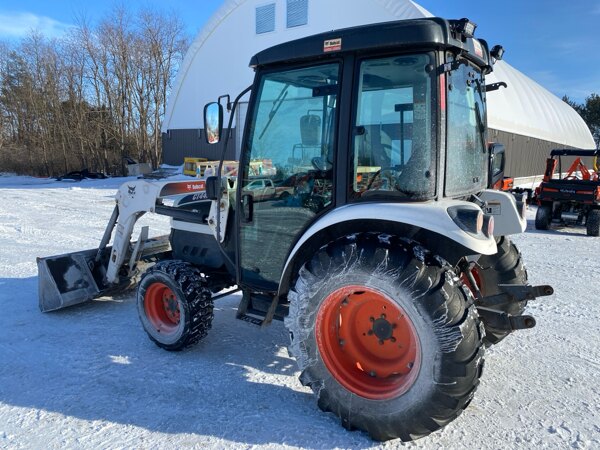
[
  {"xmin": 38, "ymin": 177, "xmax": 227, "ymax": 312},
  {"xmin": 106, "ymin": 178, "xmax": 222, "ymax": 284}
]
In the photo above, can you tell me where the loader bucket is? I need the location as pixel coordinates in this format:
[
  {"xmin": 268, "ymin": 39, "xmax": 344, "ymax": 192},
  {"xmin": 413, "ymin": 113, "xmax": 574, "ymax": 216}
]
[{"xmin": 37, "ymin": 248, "xmax": 110, "ymax": 312}]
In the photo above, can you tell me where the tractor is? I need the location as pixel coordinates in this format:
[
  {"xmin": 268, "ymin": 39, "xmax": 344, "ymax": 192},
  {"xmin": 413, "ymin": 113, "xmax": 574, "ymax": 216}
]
[{"xmin": 37, "ymin": 18, "xmax": 552, "ymax": 441}]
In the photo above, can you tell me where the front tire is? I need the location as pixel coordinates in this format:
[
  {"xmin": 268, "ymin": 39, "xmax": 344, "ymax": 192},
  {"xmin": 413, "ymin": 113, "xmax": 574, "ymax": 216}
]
[
  {"xmin": 137, "ymin": 261, "xmax": 213, "ymax": 351},
  {"xmin": 285, "ymin": 233, "xmax": 484, "ymax": 442}
]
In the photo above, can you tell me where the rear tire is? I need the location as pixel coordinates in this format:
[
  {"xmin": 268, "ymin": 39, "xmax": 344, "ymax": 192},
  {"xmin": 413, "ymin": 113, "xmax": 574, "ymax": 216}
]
[
  {"xmin": 473, "ymin": 236, "xmax": 528, "ymax": 345},
  {"xmin": 586, "ymin": 209, "xmax": 600, "ymax": 236},
  {"xmin": 137, "ymin": 261, "xmax": 213, "ymax": 351},
  {"xmin": 535, "ymin": 204, "xmax": 552, "ymax": 230},
  {"xmin": 285, "ymin": 233, "xmax": 484, "ymax": 442}
]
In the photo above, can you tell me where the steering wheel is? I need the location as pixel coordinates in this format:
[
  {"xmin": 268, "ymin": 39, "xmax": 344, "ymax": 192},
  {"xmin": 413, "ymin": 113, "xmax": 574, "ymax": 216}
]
[{"xmin": 366, "ymin": 166, "xmax": 403, "ymax": 191}]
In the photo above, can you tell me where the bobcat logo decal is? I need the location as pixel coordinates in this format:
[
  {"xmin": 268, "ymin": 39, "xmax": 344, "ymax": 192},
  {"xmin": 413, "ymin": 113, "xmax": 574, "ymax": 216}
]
[{"xmin": 127, "ymin": 185, "xmax": 136, "ymax": 197}]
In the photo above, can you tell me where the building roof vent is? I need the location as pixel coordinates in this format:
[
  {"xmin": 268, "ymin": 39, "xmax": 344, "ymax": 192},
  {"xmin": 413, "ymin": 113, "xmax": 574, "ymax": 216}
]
[
  {"xmin": 256, "ymin": 3, "xmax": 276, "ymax": 34},
  {"xmin": 287, "ymin": 0, "xmax": 308, "ymax": 28}
]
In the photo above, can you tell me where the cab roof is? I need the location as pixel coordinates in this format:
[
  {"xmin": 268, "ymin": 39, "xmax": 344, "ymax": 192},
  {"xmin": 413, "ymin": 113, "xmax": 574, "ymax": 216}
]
[{"xmin": 250, "ymin": 17, "xmax": 491, "ymax": 69}]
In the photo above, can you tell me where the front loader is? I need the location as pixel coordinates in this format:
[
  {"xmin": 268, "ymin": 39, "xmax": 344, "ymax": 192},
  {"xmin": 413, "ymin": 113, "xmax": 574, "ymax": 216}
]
[{"xmin": 37, "ymin": 17, "xmax": 553, "ymax": 442}]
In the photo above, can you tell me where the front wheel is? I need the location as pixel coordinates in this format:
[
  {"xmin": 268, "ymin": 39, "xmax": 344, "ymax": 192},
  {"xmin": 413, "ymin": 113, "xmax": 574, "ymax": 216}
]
[
  {"xmin": 137, "ymin": 261, "xmax": 213, "ymax": 351},
  {"xmin": 285, "ymin": 233, "xmax": 484, "ymax": 442}
]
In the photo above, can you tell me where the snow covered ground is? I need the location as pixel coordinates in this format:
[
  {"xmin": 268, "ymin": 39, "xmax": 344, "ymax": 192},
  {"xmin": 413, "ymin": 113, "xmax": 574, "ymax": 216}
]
[{"xmin": 0, "ymin": 174, "xmax": 599, "ymax": 449}]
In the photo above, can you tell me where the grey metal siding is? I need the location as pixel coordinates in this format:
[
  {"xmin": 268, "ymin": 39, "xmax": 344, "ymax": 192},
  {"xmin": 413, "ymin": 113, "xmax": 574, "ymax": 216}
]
[
  {"xmin": 163, "ymin": 127, "xmax": 591, "ymax": 178},
  {"xmin": 489, "ymin": 129, "xmax": 593, "ymax": 178},
  {"xmin": 162, "ymin": 128, "xmax": 237, "ymax": 165}
]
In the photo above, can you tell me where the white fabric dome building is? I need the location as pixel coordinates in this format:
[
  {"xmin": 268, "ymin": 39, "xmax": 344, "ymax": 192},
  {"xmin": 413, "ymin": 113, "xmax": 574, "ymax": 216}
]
[{"xmin": 162, "ymin": 0, "xmax": 595, "ymax": 178}]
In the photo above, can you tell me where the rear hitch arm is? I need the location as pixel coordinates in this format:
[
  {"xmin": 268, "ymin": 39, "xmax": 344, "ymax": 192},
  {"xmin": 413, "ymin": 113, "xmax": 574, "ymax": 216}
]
[
  {"xmin": 477, "ymin": 307, "xmax": 536, "ymax": 331},
  {"xmin": 477, "ymin": 284, "xmax": 554, "ymax": 308},
  {"xmin": 476, "ymin": 284, "xmax": 553, "ymax": 332}
]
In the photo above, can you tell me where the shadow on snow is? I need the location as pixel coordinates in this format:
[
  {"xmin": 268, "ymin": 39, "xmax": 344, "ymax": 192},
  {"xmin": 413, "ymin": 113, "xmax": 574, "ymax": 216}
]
[{"xmin": 0, "ymin": 276, "xmax": 373, "ymax": 448}]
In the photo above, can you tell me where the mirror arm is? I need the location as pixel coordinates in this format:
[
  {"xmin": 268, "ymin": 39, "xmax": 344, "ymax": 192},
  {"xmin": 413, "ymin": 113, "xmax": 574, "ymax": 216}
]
[{"xmin": 218, "ymin": 94, "xmax": 232, "ymax": 112}]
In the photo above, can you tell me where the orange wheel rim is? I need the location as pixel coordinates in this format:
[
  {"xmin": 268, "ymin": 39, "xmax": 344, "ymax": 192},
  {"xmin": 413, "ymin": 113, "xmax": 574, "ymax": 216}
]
[
  {"xmin": 144, "ymin": 282, "xmax": 181, "ymax": 336},
  {"xmin": 316, "ymin": 285, "xmax": 421, "ymax": 400}
]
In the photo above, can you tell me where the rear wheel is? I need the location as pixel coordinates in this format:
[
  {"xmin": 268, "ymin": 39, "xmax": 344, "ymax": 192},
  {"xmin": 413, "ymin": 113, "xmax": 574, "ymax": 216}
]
[
  {"xmin": 472, "ymin": 236, "xmax": 528, "ymax": 345},
  {"xmin": 285, "ymin": 233, "xmax": 484, "ymax": 442},
  {"xmin": 535, "ymin": 204, "xmax": 552, "ymax": 230},
  {"xmin": 586, "ymin": 209, "xmax": 600, "ymax": 236},
  {"xmin": 137, "ymin": 261, "xmax": 213, "ymax": 351}
]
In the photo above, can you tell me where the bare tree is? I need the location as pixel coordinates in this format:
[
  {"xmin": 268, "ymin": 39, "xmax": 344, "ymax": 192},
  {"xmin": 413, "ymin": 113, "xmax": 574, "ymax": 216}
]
[{"xmin": 0, "ymin": 4, "xmax": 189, "ymax": 177}]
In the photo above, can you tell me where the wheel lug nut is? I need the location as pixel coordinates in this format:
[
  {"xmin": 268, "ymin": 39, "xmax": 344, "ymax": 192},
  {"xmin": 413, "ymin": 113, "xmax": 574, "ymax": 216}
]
[
  {"xmin": 390, "ymin": 337, "xmax": 396, "ymax": 343},
  {"xmin": 369, "ymin": 371, "xmax": 377, "ymax": 377},
  {"xmin": 378, "ymin": 339, "xmax": 384, "ymax": 345},
  {"xmin": 339, "ymin": 339, "xmax": 345, "ymax": 346},
  {"xmin": 392, "ymin": 323, "xmax": 397, "ymax": 329},
  {"xmin": 369, "ymin": 317, "xmax": 375, "ymax": 322},
  {"xmin": 380, "ymin": 313, "xmax": 386, "ymax": 319},
  {"xmin": 367, "ymin": 330, "xmax": 374, "ymax": 336},
  {"xmin": 407, "ymin": 362, "xmax": 414, "ymax": 369}
]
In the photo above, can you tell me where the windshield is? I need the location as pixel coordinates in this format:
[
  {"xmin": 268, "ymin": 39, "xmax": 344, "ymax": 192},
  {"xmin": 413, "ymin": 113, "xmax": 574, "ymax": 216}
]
[
  {"xmin": 351, "ymin": 53, "xmax": 435, "ymax": 200},
  {"xmin": 445, "ymin": 57, "xmax": 488, "ymax": 196}
]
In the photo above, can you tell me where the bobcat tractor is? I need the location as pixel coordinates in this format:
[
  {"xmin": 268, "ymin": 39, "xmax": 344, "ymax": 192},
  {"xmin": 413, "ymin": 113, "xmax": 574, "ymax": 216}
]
[{"xmin": 37, "ymin": 18, "xmax": 552, "ymax": 441}]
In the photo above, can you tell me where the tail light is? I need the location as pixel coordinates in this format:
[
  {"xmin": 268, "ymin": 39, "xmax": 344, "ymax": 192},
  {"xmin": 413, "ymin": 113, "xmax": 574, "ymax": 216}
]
[
  {"xmin": 595, "ymin": 186, "xmax": 600, "ymax": 201},
  {"xmin": 482, "ymin": 214, "xmax": 494, "ymax": 237},
  {"xmin": 447, "ymin": 207, "xmax": 485, "ymax": 236}
]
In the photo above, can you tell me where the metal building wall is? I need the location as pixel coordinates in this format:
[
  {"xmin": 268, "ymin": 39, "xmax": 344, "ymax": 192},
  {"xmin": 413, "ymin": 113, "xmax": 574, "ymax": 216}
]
[
  {"xmin": 489, "ymin": 129, "xmax": 594, "ymax": 179},
  {"xmin": 162, "ymin": 129, "xmax": 237, "ymax": 165},
  {"xmin": 163, "ymin": 126, "xmax": 593, "ymax": 178}
]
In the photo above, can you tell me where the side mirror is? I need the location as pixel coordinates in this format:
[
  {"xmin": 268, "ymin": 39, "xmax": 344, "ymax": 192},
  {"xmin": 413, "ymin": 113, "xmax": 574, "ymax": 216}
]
[
  {"xmin": 488, "ymin": 143, "xmax": 506, "ymax": 189},
  {"xmin": 204, "ymin": 102, "xmax": 223, "ymax": 144}
]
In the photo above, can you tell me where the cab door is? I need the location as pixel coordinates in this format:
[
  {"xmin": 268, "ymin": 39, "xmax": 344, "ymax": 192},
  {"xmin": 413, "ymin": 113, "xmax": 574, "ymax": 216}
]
[{"xmin": 238, "ymin": 62, "xmax": 340, "ymax": 290}]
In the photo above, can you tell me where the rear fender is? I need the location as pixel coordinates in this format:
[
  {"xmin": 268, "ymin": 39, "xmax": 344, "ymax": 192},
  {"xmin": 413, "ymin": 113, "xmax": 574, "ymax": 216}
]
[
  {"xmin": 277, "ymin": 201, "xmax": 496, "ymax": 297},
  {"xmin": 479, "ymin": 189, "xmax": 527, "ymax": 236}
]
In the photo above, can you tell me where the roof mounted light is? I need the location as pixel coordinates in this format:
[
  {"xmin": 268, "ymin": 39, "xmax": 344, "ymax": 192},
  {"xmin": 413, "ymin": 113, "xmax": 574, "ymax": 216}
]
[{"xmin": 455, "ymin": 18, "xmax": 477, "ymax": 38}]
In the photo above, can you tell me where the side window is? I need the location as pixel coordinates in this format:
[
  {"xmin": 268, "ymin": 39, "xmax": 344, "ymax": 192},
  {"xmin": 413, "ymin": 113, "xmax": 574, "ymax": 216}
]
[{"xmin": 351, "ymin": 54, "xmax": 435, "ymax": 199}]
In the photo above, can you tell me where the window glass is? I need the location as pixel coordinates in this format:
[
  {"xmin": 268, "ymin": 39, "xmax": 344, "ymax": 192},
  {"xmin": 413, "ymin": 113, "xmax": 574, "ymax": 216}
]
[
  {"xmin": 240, "ymin": 63, "xmax": 339, "ymax": 286},
  {"xmin": 352, "ymin": 54, "xmax": 435, "ymax": 199},
  {"xmin": 445, "ymin": 58, "xmax": 488, "ymax": 196}
]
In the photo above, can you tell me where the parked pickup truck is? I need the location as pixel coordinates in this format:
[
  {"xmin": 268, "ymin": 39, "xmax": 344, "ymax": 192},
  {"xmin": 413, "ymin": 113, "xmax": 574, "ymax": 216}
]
[{"xmin": 243, "ymin": 178, "xmax": 294, "ymax": 201}]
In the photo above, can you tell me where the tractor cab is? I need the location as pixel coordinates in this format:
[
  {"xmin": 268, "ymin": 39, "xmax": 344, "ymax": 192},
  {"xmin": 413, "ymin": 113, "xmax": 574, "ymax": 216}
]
[{"xmin": 205, "ymin": 17, "xmax": 509, "ymax": 292}]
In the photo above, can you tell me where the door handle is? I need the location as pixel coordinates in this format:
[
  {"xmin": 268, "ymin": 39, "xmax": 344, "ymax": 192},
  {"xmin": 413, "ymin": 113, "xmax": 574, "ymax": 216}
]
[{"xmin": 242, "ymin": 193, "xmax": 254, "ymax": 223}]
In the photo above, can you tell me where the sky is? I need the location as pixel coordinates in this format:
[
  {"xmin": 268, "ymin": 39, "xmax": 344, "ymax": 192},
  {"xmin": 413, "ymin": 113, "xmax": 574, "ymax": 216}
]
[{"xmin": 0, "ymin": 0, "xmax": 598, "ymax": 103}]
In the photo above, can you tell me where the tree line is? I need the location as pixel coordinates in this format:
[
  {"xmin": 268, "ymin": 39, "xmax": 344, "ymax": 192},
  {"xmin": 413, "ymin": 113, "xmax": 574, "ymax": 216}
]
[
  {"xmin": 0, "ymin": 5, "xmax": 189, "ymax": 177},
  {"xmin": 563, "ymin": 94, "xmax": 600, "ymax": 149}
]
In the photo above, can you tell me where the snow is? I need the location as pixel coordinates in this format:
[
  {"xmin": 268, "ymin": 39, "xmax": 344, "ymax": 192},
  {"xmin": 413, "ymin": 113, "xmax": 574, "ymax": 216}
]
[{"xmin": 1, "ymin": 174, "xmax": 599, "ymax": 449}]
